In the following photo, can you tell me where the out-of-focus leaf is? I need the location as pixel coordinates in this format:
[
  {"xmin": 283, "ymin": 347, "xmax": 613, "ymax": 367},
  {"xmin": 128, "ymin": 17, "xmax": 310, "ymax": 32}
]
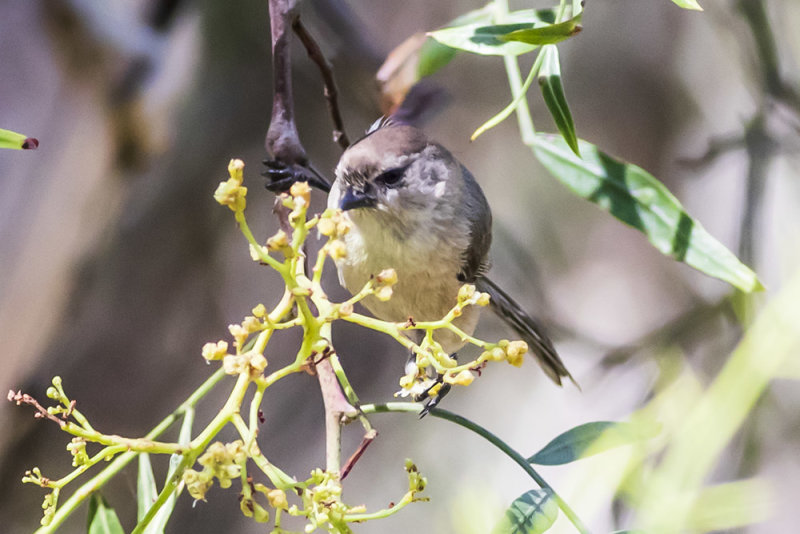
[
  {"xmin": 531, "ymin": 135, "xmax": 764, "ymax": 293},
  {"xmin": 377, "ymin": 33, "xmax": 431, "ymax": 115},
  {"xmin": 137, "ymin": 454, "xmax": 158, "ymax": 522},
  {"xmin": 87, "ymin": 494, "xmax": 125, "ymax": 534},
  {"xmin": 416, "ymin": 38, "xmax": 458, "ymax": 79},
  {"xmin": 491, "ymin": 489, "xmax": 558, "ymax": 534},
  {"xmin": 528, "ymin": 421, "xmax": 660, "ymax": 465},
  {"xmin": 686, "ymin": 479, "xmax": 773, "ymax": 531},
  {"xmin": 671, "ymin": 0, "xmax": 703, "ymax": 11},
  {"xmin": 537, "ymin": 45, "xmax": 579, "ymax": 155},
  {"xmin": 0, "ymin": 127, "xmax": 38, "ymax": 149},
  {"xmin": 499, "ymin": 13, "xmax": 582, "ymax": 46},
  {"xmin": 428, "ymin": 7, "xmax": 576, "ymax": 57}
]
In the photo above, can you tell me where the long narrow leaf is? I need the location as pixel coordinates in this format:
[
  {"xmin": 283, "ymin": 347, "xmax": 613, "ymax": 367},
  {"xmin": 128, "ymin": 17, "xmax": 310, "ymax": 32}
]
[
  {"xmin": 137, "ymin": 454, "xmax": 158, "ymax": 522},
  {"xmin": 428, "ymin": 7, "xmax": 576, "ymax": 57},
  {"xmin": 499, "ymin": 13, "xmax": 583, "ymax": 46},
  {"xmin": 87, "ymin": 494, "xmax": 125, "ymax": 534},
  {"xmin": 0, "ymin": 127, "xmax": 38, "ymax": 149},
  {"xmin": 672, "ymin": 0, "xmax": 703, "ymax": 11},
  {"xmin": 143, "ymin": 409, "xmax": 195, "ymax": 534},
  {"xmin": 528, "ymin": 421, "xmax": 660, "ymax": 465},
  {"xmin": 537, "ymin": 45, "xmax": 579, "ymax": 155},
  {"xmin": 492, "ymin": 489, "xmax": 559, "ymax": 534},
  {"xmin": 532, "ymin": 134, "xmax": 763, "ymax": 293}
]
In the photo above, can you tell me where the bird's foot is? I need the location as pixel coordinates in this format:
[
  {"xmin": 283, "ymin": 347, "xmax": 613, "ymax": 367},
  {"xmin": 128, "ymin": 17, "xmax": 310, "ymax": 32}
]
[{"xmin": 262, "ymin": 158, "xmax": 331, "ymax": 193}]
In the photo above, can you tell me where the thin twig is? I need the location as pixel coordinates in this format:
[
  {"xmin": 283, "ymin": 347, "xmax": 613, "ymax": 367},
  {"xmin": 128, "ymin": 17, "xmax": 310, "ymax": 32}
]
[
  {"xmin": 362, "ymin": 402, "xmax": 592, "ymax": 534},
  {"xmin": 292, "ymin": 18, "xmax": 350, "ymax": 150},
  {"xmin": 340, "ymin": 429, "xmax": 378, "ymax": 480},
  {"xmin": 8, "ymin": 390, "xmax": 67, "ymax": 428}
]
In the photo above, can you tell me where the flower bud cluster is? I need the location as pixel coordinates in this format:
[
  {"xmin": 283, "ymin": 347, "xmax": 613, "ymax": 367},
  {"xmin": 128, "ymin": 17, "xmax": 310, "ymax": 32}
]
[
  {"xmin": 294, "ymin": 469, "xmax": 351, "ymax": 533},
  {"xmin": 40, "ymin": 491, "xmax": 57, "ymax": 526},
  {"xmin": 373, "ymin": 268, "xmax": 398, "ymax": 302},
  {"xmin": 183, "ymin": 440, "xmax": 247, "ymax": 501},
  {"xmin": 480, "ymin": 339, "xmax": 529, "ymax": 367},
  {"xmin": 222, "ymin": 350, "xmax": 268, "ymax": 378},
  {"xmin": 404, "ymin": 459, "xmax": 428, "ymax": 496},
  {"xmin": 456, "ymin": 284, "xmax": 491, "ymax": 308},
  {"xmin": 201, "ymin": 340, "xmax": 229, "ymax": 362},
  {"xmin": 283, "ymin": 182, "xmax": 311, "ymax": 225},
  {"xmin": 66, "ymin": 438, "xmax": 89, "ymax": 467},
  {"xmin": 214, "ymin": 159, "xmax": 247, "ymax": 212},
  {"xmin": 318, "ymin": 209, "xmax": 351, "ymax": 262}
]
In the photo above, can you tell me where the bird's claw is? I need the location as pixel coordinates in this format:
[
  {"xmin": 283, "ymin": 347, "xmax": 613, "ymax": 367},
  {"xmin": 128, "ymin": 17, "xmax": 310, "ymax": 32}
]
[{"xmin": 262, "ymin": 159, "xmax": 331, "ymax": 193}]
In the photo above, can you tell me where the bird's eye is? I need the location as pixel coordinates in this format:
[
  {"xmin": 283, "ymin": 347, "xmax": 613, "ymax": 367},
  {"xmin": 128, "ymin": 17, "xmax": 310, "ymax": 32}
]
[{"xmin": 375, "ymin": 166, "xmax": 406, "ymax": 187}]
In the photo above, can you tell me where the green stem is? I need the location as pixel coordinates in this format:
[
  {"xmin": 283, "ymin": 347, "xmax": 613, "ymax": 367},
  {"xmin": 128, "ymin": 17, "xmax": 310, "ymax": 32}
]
[
  {"xmin": 495, "ymin": 0, "xmax": 536, "ymax": 144},
  {"xmin": 360, "ymin": 402, "xmax": 591, "ymax": 534},
  {"xmin": 34, "ymin": 368, "xmax": 229, "ymax": 533},
  {"xmin": 471, "ymin": 51, "xmax": 545, "ymax": 141}
]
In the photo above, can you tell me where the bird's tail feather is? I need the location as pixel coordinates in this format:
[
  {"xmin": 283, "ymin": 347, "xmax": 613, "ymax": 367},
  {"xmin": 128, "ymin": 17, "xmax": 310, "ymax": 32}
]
[{"xmin": 475, "ymin": 277, "xmax": 576, "ymax": 387}]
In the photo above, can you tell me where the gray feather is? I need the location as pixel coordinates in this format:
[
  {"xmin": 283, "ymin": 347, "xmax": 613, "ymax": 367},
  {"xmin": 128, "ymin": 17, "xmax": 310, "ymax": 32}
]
[
  {"xmin": 475, "ymin": 276, "xmax": 576, "ymax": 387},
  {"xmin": 458, "ymin": 165, "xmax": 492, "ymax": 282}
]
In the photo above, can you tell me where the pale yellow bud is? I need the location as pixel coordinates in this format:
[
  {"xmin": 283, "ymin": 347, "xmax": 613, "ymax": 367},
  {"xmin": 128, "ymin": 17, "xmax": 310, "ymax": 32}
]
[
  {"xmin": 227, "ymin": 159, "xmax": 245, "ymax": 185},
  {"xmin": 336, "ymin": 220, "xmax": 351, "ymax": 236},
  {"xmin": 375, "ymin": 268, "xmax": 398, "ymax": 286},
  {"xmin": 317, "ymin": 218, "xmax": 336, "ymax": 236},
  {"xmin": 241, "ymin": 315, "xmax": 261, "ymax": 333},
  {"xmin": 506, "ymin": 340, "xmax": 528, "ymax": 359},
  {"xmin": 202, "ymin": 340, "xmax": 229, "ymax": 361},
  {"xmin": 328, "ymin": 240, "xmax": 347, "ymax": 260},
  {"xmin": 251, "ymin": 303, "xmax": 267, "ymax": 318},
  {"xmin": 489, "ymin": 347, "xmax": 506, "ymax": 362},
  {"xmin": 249, "ymin": 352, "xmax": 268, "ymax": 373},
  {"xmin": 399, "ymin": 375, "xmax": 415, "ymax": 389},
  {"xmin": 266, "ymin": 230, "xmax": 289, "ymax": 251},
  {"xmin": 290, "ymin": 181, "xmax": 311, "ymax": 204},
  {"xmin": 374, "ymin": 285, "xmax": 393, "ymax": 301},
  {"xmin": 458, "ymin": 284, "xmax": 476, "ymax": 301},
  {"xmin": 476, "ymin": 292, "xmax": 491, "ymax": 307},
  {"xmin": 451, "ymin": 370, "xmax": 475, "ymax": 386},
  {"xmin": 267, "ymin": 488, "xmax": 288, "ymax": 510}
]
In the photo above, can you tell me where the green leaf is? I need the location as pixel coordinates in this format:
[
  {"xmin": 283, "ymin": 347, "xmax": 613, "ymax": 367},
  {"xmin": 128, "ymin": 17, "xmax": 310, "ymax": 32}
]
[
  {"xmin": 538, "ymin": 45, "xmax": 579, "ymax": 155},
  {"xmin": 499, "ymin": 13, "xmax": 583, "ymax": 46},
  {"xmin": 531, "ymin": 135, "xmax": 764, "ymax": 293},
  {"xmin": 686, "ymin": 479, "xmax": 772, "ymax": 531},
  {"xmin": 87, "ymin": 494, "xmax": 125, "ymax": 534},
  {"xmin": 492, "ymin": 489, "xmax": 558, "ymax": 534},
  {"xmin": 428, "ymin": 7, "xmax": 575, "ymax": 57},
  {"xmin": 138, "ymin": 454, "xmax": 158, "ymax": 522},
  {"xmin": 528, "ymin": 421, "xmax": 660, "ymax": 465},
  {"xmin": 416, "ymin": 38, "xmax": 458, "ymax": 79},
  {"xmin": 671, "ymin": 0, "xmax": 703, "ymax": 11},
  {"xmin": 0, "ymin": 127, "xmax": 38, "ymax": 149},
  {"xmin": 137, "ymin": 410, "xmax": 194, "ymax": 533}
]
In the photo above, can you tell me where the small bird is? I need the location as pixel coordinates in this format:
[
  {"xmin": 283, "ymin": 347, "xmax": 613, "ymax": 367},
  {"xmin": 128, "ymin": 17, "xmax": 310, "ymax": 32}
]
[{"xmin": 328, "ymin": 120, "xmax": 574, "ymax": 398}]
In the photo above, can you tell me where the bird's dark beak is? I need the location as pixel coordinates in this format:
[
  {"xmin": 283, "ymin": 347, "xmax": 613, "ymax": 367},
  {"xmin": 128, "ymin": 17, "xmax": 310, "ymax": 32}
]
[{"xmin": 339, "ymin": 186, "xmax": 376, "ymax": 211}]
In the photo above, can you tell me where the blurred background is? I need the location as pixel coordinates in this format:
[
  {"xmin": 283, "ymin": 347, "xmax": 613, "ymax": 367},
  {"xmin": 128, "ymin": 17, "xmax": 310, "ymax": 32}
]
[{"xmin": 1, "ymin": 0, "xmax": 799, "ymax": 532}]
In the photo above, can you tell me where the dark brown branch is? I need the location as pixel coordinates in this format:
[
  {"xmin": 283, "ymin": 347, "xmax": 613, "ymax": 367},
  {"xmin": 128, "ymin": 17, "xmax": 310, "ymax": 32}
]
[
  {"xmin": 292, "ymin": 18, "xmax": 350, "ymax": 150},
  {"xmin": 263, "ymin": 0, "xmax": 330, "ymax": 192}
]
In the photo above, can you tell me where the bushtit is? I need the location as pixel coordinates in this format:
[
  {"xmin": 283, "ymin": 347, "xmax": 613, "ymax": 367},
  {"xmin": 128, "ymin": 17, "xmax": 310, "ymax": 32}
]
[{"xmin": 328, "ymin": 120, "xmax": 573, "ymax": 396}]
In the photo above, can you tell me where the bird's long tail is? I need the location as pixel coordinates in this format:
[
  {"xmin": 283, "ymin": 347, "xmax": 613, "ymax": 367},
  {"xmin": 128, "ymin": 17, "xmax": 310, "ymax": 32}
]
[{"xmin": 475, "ymin": 276, "xmax": 577, "ymax": 387}]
